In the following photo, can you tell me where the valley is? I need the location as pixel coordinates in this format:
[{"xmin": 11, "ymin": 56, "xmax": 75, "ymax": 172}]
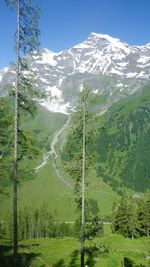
[
  {"xmin": 1, "ymin": 27, "xmax": 150, "ymax": 267},
  {"xmin": 1, "ymin": 88, "xmax": 150, "ymax": 266}
]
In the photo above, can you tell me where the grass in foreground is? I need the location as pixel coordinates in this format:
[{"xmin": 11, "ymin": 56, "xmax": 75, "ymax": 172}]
[{"xmin": 1, "ymin": 227, "xmax": 150, "ymax": 267}]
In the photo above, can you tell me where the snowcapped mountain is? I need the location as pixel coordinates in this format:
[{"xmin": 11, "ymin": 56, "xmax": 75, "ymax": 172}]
[{"xmin": 1, "ymin": 32, "xmax": 150, "ymax": 113}]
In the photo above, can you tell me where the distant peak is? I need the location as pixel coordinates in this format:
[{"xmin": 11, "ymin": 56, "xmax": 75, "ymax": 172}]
[
  {"xmin": 87, "ymin": 32, "xmax": 130, "ymax": 53},
  {"xmin": 89, "ymin": 32, "xmax": 121, "ymax": 42},
  {"xmin": 42, "ymin": 48, "xmax": 56, "ymax": 54},
  {"xmin": 42, "ymin": 48, "xmax": 50, "ymax": 52}
]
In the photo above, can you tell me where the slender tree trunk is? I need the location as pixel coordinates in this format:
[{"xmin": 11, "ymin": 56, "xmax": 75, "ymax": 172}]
[
  {"xmin": 147, "ymin": 228, "xmax": 149, "ymax": 237},
  {"xmin": 24, "ymin": 219, "xmax": 27, "ymax": 240},
  {"xmin": 13, "ymin": 0, "xmax": 20, "ymax": 265},
  {"xmin": 122, "ymin": 258, "xmax": 124, "ymax": 267},
  {"xmin": 81, "ymin": 100, "xmax": 86, "ymax": 267},
  {"xmin": 131, "ymin": 231, "xmax": 134, "ymax": 239}
]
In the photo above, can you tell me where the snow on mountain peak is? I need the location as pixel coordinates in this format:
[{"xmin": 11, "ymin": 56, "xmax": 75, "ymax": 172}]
[
  {"xmin": 1, "ymin": 32, "xmax": 150, "ymax": 114},
  {"xmin": 88, "ymin": 32, "xmax": 131, "ymax": 54},
  {"xmin": 90, "ymin": 32, "xmax": 121, "ymax": 43},
  {"xmin": 41, "ymin": 49, "xmax": 57, "ymax": 66},
  {"xmin": 73, "ymin": 32, "xmax": 123, "ymax": 50},
  {"xmin": 32, "ymin": 48, "xmax": 57, "ymax": 66}
]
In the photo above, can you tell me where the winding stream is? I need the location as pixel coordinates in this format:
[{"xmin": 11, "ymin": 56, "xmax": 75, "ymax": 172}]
[{"xmin": 34, "ymin": 117, "xmax": 73, "ymax": 190}]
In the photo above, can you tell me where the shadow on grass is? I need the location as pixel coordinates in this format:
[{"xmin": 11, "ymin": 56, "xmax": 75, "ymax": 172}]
[
  {"xmin": 52, "ymin": 249, "xmax": 79, "ymax": 267},
  {"xmin": 123, "ymin": 257, "xmax": 146, "ymax": 267},
  {"xmin": 53, "ymin": 259, "xmax": 66, "ymax": 267},
  {"xmin": 123, "ymin": 257, "xmax": 135, "ymax": 267},
  {"xmin": 52, "ymin": 248, "xmax": 99, "ymax": 267},
  {"xmin": 0, "ymin": 241, "xmax": 40, "ymax": 267},
  {"xmin": 68, "ymin": 249, "xmax": 79, "ymax": 267}
]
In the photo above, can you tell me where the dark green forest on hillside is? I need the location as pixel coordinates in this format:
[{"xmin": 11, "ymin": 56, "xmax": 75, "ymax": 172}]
[
  {"xmin": 95, "ymin": 84, "xmax": 150, "ymax": 192},
  {"xmin": 62, "ymin": 83, "xmax": 150, "ymax": 192}
]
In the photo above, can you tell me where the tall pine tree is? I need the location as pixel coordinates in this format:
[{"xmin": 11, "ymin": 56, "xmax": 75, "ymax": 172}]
[
  {"xmin": 62, "ymin": 89, "xmax": 103, "ymax": 267},
  {"xmin": 5, "ymin": 1, "xmax": 40, "ymax": 265}
]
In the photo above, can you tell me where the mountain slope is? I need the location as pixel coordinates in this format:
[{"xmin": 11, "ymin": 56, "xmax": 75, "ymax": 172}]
[
  {"xmin": 0, "ymin": 103, "xmax": 118, "ymax": 221},
  {"xmin": 96, "ymin": 83, "xmax": 150, "ymax": 192},
  {"xmin": 1, "ymin": 32, "xmax": 150, "ymax": 113}
]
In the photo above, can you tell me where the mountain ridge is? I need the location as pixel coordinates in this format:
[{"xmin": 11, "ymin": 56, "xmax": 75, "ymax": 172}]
[{"xmin": 1, "ymin": 32, "xmax": 150, "ymax": 114}]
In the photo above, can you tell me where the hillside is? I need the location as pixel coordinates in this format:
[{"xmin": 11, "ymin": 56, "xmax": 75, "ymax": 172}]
[
  {"xmin": 0, "ymin": 103, "xmax": 118, "ymax": 222},
  {"xmin": 96, "ymin": 83, "xmax": 150, "ymax": 192},
  {"xmin": 1, "ymin": 82, "xmax": 150, "ymax": 223}
]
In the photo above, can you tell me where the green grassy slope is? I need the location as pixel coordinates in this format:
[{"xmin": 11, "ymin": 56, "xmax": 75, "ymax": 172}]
[
  {"xmin": 1, "ymin": 106, "xmax": 75, "ymax": 221},
  {"xmin": 88, "ymin": 171, "xmax": 119, "ymax": 217},
  {"xmin": 0, "ymin": 164, "xmax": 75, "ymax": 221},
  {"xmin": 23, "ymin": 104, "xmax": 67, "ymax": 154},
  {"xmin": 18, "ymin": 232, "xmax": 150, "ymax": 267},
  {"xmin": 0, "ymin": 164, "xmax": 118, "ymax": 221},
  {"xmin": 96, "ymin": 83, "xmax": 150, "ymax": 192},
  {"xmin": 1, "ymin": 230, "xmax": 150, "ymax": 267}
]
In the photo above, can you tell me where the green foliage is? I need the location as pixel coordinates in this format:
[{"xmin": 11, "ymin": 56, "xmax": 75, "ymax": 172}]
[
  {"xmin": 3, "ymin": 204, "xmax": 74, "ymax": 240},
  {"xmin": 88, "ymin": 198, "xmax": 100, "ymax": 215},
  {"xmin": 84, "ymin": 215, "xmax": 103, "ymax": 240},
  {"xmin": 1, "ymin": 0, "xmax": 41, "ymax": 192},
  {"xmin": 62, "ymin": 88, "xmax": 100, "ymax": 203},
  {"xmin": 5, "ymin": 0, "xmax": 40, "ymax": 53},
  {"xmin": 96, "ymin": 83, "xmax": 150, "ymax": 192},
  {"xmin": 0, "ymin": 97, "xmax": 41, "ymax": 191},
  {"xmin": 143, "ymin": 196, "xmax": 150, "ymax": 237},
  {"xmin": 112, "ymin": 194, "xmax": 150, "ymax": 239},
  {"xmin": 0, "ymin": 98, "xmax": 13, "ymax": 189}
]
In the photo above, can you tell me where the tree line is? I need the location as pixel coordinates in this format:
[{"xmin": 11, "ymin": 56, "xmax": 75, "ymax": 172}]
[
  {"xmin": 0, "ymin": 202, "xmax": 103, "ymax": 242},
  {"xmin": 112, "ymin": 193, "xmax": 150, "ymax": 239},
  {"xmin": 0, "ymin": 204, "xmax": 75, "ymax": 240}
]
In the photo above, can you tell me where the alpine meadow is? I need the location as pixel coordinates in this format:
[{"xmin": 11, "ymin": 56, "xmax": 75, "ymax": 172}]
[{"xmin": 0, "ymin": 1, "xmax": 150, "ymax": 267}]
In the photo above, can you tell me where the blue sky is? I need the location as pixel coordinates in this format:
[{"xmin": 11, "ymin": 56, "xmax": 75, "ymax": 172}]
[{"xmin": 0, "ymin": 0, "xmax": 150, "ymax": 68}]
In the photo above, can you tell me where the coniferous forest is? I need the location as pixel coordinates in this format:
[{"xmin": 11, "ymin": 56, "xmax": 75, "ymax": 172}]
[{"xmin": 0, "ymin": 1, "xmax": 150, "ymax": 267}]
